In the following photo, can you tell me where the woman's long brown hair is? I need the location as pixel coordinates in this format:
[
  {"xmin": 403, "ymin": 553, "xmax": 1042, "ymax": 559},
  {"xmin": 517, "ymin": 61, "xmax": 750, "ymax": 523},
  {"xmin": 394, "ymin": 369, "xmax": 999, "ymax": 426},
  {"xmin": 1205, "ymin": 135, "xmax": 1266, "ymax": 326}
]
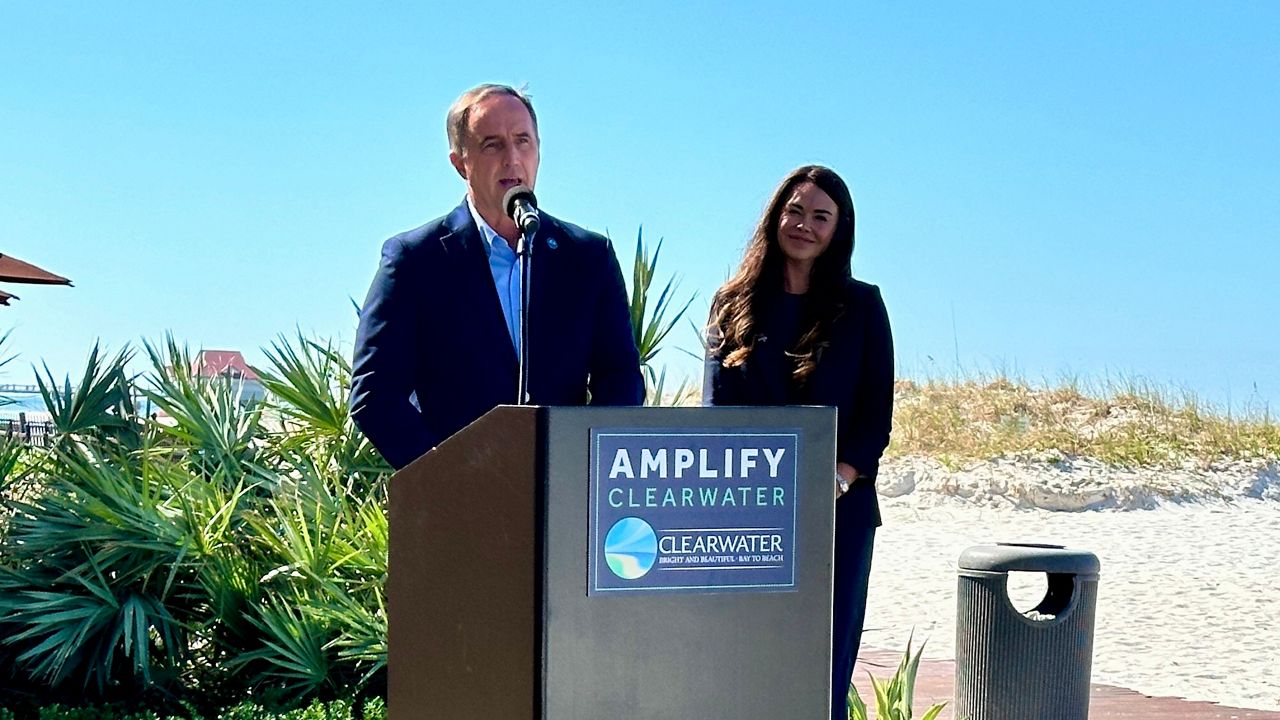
[{"xmin": 709, "ymin": 165, "xmax": 856, "ymax": 386}]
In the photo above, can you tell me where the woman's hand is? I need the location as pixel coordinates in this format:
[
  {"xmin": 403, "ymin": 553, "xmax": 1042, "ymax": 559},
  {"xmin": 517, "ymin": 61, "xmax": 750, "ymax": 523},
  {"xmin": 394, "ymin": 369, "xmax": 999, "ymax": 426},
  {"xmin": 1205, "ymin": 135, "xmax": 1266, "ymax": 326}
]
[{"xmin": 836, "ymin": 462, "xmax": 858, "ymax": 498}]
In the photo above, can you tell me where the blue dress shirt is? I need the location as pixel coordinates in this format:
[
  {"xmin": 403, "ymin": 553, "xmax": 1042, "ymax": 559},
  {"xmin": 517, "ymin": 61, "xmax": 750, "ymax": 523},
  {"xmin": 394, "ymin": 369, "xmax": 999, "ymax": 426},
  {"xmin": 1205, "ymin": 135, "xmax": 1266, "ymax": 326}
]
[{"xmin": 467, "ymin": 197, "xmax": 522, "ymax": 357}]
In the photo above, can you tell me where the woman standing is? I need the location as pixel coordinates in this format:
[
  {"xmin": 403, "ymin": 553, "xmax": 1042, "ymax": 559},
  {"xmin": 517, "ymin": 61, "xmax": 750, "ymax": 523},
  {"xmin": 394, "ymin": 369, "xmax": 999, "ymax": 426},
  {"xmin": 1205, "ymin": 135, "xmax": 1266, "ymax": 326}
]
[{"xmin": 703, "ymin": 165, "xmax": 894, "ymax": 720}]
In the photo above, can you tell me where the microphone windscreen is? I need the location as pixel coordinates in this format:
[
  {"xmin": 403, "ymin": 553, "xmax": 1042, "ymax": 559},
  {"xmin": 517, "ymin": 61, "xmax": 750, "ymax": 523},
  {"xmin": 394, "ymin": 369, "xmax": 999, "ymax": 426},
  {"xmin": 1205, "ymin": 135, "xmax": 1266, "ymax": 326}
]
[{"xmin": 503, "ymin": 185, "xmax": 538, "ymax": 218}]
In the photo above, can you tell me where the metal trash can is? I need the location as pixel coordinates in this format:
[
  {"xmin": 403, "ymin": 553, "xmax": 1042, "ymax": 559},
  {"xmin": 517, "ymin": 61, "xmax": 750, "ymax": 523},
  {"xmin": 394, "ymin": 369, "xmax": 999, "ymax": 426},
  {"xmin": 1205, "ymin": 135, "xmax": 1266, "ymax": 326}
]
[{"xmin": 956, "ymin": 543, "xmax": 1101, "ymax": 720}]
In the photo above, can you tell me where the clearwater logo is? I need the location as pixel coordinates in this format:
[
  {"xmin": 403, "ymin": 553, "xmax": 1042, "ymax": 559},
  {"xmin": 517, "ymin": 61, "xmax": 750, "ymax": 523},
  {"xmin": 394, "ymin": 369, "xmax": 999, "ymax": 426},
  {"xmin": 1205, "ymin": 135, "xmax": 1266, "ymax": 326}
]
[{"xmin": 603, "ymin": 517, "xmax": 658, "ymax": 580}]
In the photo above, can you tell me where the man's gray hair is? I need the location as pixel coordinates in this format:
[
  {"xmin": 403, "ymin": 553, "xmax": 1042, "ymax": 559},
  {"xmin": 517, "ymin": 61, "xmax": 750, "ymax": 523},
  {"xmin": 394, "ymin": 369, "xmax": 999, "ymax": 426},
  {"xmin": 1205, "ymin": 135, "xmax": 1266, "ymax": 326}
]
[{"xmin": 446, "ymin": 83, "xmax": 538, "ymax": 155}]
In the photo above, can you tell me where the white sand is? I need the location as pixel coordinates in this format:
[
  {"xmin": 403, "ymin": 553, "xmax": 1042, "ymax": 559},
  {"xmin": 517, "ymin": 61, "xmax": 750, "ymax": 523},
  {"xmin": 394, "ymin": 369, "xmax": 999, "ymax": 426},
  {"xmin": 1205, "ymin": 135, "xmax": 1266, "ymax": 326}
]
[{"xmin": 861, "ymin": 457, "xmax": 1280, "ymax": 712}]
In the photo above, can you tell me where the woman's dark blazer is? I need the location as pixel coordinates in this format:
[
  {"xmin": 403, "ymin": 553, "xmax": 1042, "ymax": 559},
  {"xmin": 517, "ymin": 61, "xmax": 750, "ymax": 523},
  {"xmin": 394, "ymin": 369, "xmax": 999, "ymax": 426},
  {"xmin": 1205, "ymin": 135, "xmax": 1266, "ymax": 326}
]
[{"xmin": 703, "ymin": 279, "xmax": 894, "ymax": 529}]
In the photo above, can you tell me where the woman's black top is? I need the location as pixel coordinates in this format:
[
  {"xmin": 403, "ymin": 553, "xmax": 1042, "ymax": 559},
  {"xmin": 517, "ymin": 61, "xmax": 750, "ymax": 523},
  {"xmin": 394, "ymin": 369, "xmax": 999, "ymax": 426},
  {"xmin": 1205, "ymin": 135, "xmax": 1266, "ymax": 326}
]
[
  {"xmin": 703, "ymin": 279, "xmax": 894, "ymax": 528},
  {"xmin": 750, "ymin": 290, "xmax": 806, "ymax": 405}
]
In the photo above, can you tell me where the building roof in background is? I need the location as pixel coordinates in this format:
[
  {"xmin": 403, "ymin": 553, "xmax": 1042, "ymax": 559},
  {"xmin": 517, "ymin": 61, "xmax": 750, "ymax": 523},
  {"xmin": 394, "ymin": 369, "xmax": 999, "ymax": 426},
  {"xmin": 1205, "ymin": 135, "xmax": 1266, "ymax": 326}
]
[{"xmin": 192, "ymin": 350, "xmax": 261, "ymax": 382}]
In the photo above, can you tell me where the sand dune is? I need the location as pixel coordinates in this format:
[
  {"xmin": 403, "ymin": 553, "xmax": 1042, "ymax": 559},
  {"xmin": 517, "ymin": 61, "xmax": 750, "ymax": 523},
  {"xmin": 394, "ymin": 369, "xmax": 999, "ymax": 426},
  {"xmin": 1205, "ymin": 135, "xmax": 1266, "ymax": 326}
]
[{"xmin": 862, "ymin": 457, "xmax": 1280, "ymax": 711}]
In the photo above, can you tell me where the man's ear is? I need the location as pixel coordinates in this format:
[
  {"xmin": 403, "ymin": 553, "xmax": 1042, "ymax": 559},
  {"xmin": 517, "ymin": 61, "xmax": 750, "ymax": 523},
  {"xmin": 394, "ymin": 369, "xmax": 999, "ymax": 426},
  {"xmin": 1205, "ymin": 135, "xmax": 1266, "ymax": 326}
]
[{"xmin": 449, "ymin": 151, "xmax": 467, "ymax": 180}]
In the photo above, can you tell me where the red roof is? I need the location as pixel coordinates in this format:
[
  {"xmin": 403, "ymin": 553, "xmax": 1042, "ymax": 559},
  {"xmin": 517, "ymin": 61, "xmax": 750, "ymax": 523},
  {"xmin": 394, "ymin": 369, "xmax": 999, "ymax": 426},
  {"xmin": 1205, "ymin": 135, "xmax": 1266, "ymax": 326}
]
[
  {"xmin": 192, "ymin": 350, "xmax": 261, "ymax": 381},
  {"xmin": 0, "ymin": 254, "xmax": 72, "ymax": 285}
]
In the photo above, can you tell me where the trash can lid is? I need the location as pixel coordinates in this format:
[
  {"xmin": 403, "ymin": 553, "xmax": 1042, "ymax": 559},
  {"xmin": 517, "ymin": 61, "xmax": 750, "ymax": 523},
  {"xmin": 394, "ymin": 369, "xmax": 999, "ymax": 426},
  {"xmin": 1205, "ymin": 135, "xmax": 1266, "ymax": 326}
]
[{"xmin": 958, "ymin": 543, "xmax": 1100, "ymax": 575}]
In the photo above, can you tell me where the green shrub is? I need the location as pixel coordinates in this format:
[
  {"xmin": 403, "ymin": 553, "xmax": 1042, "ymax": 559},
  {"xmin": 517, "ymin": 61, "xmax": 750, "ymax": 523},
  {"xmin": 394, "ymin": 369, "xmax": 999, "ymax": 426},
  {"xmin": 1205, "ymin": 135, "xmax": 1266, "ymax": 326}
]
[
  {"xmin": 0, "ymin": 335, "xmax": 389, "ymax": 710},
  {"xmin": 0, "ymin": 697, "xmax": 381, "ymax": 720},
  {"xmin": 848, "ymin": 637, "xmax": 950, "ymax": 720}
]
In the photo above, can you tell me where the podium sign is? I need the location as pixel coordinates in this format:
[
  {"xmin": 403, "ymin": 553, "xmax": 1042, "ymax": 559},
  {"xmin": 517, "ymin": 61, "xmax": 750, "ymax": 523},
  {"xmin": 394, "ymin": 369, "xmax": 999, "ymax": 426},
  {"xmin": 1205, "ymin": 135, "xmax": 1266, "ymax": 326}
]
[
  {"xmin": 390, "ymin": 405, "xmax": 836, "ymax": 719},
  {"xmin": 589, "ymin": 428, "xmax": 800, "ymax": 594}
]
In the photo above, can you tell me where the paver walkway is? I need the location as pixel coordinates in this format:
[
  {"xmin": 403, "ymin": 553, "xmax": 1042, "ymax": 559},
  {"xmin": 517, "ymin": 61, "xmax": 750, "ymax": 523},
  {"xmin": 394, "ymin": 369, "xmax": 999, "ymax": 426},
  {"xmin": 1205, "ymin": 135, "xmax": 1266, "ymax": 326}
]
[{"xmin": 851, "ymin": 648, "xmax": 1280, "ymax": 719}]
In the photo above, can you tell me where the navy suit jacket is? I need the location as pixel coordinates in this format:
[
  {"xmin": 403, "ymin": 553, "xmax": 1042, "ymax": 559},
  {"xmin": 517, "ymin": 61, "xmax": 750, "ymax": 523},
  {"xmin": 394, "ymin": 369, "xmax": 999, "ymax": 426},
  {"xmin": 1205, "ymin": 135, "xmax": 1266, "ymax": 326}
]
[
  {"xmin": 351, "ymin": 201, "xmax": 645, "ymax": 469},
  {"xmin": 703, "ymin": 280, "xmax": 894, "ymax": 529}
]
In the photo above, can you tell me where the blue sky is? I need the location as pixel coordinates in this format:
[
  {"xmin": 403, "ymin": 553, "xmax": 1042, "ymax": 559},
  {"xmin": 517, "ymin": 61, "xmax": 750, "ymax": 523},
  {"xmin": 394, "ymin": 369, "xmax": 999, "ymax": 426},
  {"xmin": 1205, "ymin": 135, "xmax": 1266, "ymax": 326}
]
[{"xmin": 2, "ymin": 2, "xmax": 1278, "ymax": 411}]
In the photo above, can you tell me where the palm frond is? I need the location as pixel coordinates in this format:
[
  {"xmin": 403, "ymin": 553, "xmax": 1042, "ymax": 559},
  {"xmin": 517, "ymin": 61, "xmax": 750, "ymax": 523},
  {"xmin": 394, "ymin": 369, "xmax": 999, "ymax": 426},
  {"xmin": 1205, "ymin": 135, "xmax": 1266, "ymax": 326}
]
[
  {"xmin": 142, "ymin": 335, "xmax": 263, "ymax": 481},
  {"xmin": 256, "ymin": 334, "xmax": 348, "ymax": 436},
  {"xmin": 235, "ymin": 598, "xmax": 332, "ymax": 696},
  {"xmin": 623, "ymin": 228, "xmax": 696, "ymax": 406},
  {"xmin": 847, "ymin": 633, "xmax": 949, "ymax": 720},
  {"xmin": 35, "ymin": 343, "xmax": 140, "ymax": 446},
  {"xmin": 628, "ymin": 229, "xmax": 696, "ymax": 367}
]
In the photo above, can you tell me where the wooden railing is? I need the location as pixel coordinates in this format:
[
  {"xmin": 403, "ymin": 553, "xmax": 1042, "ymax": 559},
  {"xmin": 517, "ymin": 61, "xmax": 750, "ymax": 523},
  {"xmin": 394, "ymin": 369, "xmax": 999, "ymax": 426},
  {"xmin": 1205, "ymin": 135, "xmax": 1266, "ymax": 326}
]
[{"xmin": 1, "ymin": 416, "xmax": 54, "ymax": 447}]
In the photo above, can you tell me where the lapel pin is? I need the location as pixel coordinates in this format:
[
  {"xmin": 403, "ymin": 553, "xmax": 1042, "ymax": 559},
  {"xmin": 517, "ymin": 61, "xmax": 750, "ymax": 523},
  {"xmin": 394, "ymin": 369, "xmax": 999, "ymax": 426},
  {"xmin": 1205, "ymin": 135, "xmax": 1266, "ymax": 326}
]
[{"xmin": 546, "ymin": 238, "xmax": 558, "ymax": 250}]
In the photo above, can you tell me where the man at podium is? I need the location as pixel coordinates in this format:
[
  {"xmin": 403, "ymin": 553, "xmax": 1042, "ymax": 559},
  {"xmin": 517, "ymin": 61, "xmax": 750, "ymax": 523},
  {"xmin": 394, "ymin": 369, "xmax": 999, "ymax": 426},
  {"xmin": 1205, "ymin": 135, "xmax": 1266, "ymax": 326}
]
[{"xmin": 351, "ymin": 84, "xmax": 645, "ymax": 469}]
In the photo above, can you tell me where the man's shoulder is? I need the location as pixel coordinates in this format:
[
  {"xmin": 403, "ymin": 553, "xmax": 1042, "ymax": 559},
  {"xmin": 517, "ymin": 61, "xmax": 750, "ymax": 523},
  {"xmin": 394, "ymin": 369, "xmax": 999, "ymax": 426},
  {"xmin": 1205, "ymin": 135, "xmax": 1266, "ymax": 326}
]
[
  {"xmin": 542, "ymin": 213, "xmax": 612, "ymax": 253},
  {"xmin": 380, "ymin": 204, "xmax": 470, "ymax": 260}
]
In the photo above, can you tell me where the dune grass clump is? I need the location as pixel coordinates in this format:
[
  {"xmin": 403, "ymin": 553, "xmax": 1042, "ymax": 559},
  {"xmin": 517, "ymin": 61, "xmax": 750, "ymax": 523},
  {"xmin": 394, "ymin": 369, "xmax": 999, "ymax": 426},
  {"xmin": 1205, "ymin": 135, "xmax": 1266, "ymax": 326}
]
[{"xmin": 887, "ymin": 374, "xmax": 1280, "ymax": 469}]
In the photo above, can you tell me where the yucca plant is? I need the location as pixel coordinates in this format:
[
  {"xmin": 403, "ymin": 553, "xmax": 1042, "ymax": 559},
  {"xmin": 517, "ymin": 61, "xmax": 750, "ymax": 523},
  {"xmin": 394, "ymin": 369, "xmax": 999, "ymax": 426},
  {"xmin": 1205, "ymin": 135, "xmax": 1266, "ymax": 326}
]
[
  {"xmin": 1, "ymin": 346, "xmax": 204, "ymax": 696},
  {"xmin": 0, "ymin": 330, "xmax": 394, "ymax": 710},
  {"xmin": 848, "ymin": 636, "xmax": 951, "ymax": 720},
  {"xmin": 254, "ymin": 333, "xmax": 390, "ymax": 488},
  {"xmin": 0, "ymin": 442, "xmax": 202, "ymax": 693},
  {"xmin": 644, "ymin": 365, "xmax": 700, "ymax": 407},
  {"xmin": 626, "ymin": 228, "xmax": 696, "ymax": 405},
  {"xmin": 230, "ymin": 450, "xmax": 387, "ymax": 696},
  {"xmin": 0, "ymin": 431, "xmax": 31, "ymax": 513},
  {"xmin": 223, "ymin": 336, "xmax": 389, "ymax": 699},
  {"xmin": 142, "ymin": 335, "xmax": 264, "ymax": 484},
  {"xmin": 35, "ymin": 344, "xmax": 142, "ymax": 452}
]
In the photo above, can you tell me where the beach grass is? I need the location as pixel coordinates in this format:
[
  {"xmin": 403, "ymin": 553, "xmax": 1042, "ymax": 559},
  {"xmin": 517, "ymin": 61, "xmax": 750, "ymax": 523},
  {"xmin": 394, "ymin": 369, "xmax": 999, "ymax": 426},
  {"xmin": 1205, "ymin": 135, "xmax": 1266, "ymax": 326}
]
[
  {"xmin": 887, "ymin": 374, "xmax": 1280, "ymax": 469},
  {"xmin": 674, "ymin": 373, "xmax": 1280, "ymax": 469}
]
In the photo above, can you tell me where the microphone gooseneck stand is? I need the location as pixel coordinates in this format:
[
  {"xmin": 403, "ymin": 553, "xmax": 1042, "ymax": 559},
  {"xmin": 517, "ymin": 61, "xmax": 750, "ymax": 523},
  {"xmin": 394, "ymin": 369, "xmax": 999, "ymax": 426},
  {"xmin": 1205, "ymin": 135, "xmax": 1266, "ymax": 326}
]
[
  {"xmin": 503, "ymin": 183, "xmax": 540, "ymax": 407},
  {"xmin": 516, "ymin": 226, "xmax": 533, "ymax": 406}
]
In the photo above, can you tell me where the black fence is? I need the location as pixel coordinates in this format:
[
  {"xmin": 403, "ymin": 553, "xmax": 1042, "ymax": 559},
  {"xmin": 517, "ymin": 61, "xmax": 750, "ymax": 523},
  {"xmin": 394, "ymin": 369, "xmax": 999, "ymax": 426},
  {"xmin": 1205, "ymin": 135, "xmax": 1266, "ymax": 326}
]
[{"xmin": 1, "ymin": 416, "xmax": 54, "ymax": 447}]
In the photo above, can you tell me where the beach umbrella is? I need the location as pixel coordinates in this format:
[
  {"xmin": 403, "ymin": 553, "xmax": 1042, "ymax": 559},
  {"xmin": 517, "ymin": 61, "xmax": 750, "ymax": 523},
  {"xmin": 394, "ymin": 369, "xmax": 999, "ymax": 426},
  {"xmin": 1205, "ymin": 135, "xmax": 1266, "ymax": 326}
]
[
  {"xmin": 0, "ymin": 254, "xmax": 72, "ymax": 285},
  {"xmin": 0, "ymin": 253, "xmax": 71, "ymax": 306}
]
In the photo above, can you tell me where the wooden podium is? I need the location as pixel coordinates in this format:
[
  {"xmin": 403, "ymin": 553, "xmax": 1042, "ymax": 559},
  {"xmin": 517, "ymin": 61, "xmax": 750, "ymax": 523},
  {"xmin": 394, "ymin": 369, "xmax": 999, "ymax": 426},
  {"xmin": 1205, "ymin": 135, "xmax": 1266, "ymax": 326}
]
[{"xmin": 388, "ymin": 405, "xmax": 836, "ymax": 719}]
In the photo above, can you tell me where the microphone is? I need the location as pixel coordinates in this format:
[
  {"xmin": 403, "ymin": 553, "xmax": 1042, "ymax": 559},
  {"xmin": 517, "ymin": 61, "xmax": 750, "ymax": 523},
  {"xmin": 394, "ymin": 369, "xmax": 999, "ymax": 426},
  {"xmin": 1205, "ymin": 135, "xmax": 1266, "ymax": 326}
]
[{"xmin": 502, "ymin": 185, "xmax": 540, "ymax": 236}]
